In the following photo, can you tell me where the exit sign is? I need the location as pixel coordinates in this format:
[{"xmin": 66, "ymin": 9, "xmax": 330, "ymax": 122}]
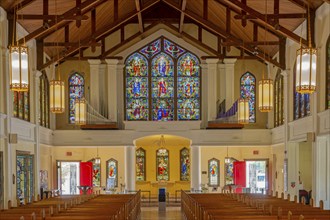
[
  {"xmin": 253, "ymin": 150, "xmax": 259, "ymax": 155},
  {"xmin": 66, "ymin": 152, "xmax": 72, "ymax": 156}
]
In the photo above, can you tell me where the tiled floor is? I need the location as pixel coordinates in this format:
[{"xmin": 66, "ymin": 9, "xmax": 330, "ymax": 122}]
[{"xmin": 139, "ymin": 207, "xmax": 185, "ymax": 220}]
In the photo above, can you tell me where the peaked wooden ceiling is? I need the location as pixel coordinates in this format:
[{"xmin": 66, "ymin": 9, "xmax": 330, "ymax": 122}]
[{"xmin": 1, "ymin": 0, "xmax": 327, "ymax": 70}]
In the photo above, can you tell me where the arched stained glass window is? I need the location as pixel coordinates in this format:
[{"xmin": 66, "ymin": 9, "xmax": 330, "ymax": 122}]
[
  {"xmin": 225, "ymin": 157, "xmax": 237, "ymax": 185},
  {"xmin": 125, "ymin": 37, "xmax": 201, "ymax": 121},
  {"xmin": 152, "ymin": 53, "xmax": 174, "ymax": 121},
  {"xmin": 106, "ymin": 158, "xmax": 118, "ymax": 187},
  {"xmin": 177, "ymin": 53, "xmax": 200, "ymax": 120},
  {"xmin": 156, "ymin": 148, "xmax": 169, "ymax": 181},
  {"xmin": 327, "ymin": 36, "xmax": 330, "ymax": 109},
  {"xmin": 293, "ymin": 63, "xmax": 310, "ymax": 119},
  {"xmin": 16, "ymin": 154, "xmax": 34, "ymax": 204},
  {"xmin": 180, "ymin": 148, "xmax": 190, "ymax": 181},
  {"xmin": 208, "ymin": 158, "xmax": 219, "ymax": 186},
  {"xmin": 274, "ymin": 71, "xmax": 284, "ymax": 127},
  {"xmin": 13, "ymin": 91, "xmax": 29, "ymax": 121},
  {"xmin": 39, "ymin": 72, "xmax": 50, "ymax": 128},
  {"xmin": 126, "ymin": 53, "xmax": 149, "ymax": 120},
  {"xmin": 88, "ymin": 158, "xmax": 101, "ymax": 187},
  {"xmin": 136, "ymin": 148, "xmax": 146, "ymax": 181},
  {"xmin": 69, "ymin": 72, "xmax": 85, "ymax": 124},
  {"xmin": 240, "ymin": 72, "xmax": 256, "ymax": 123}
]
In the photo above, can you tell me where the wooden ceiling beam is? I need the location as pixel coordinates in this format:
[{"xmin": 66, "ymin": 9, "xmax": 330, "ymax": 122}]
[
  {"xmin": 76, "ymin": 0, "xmax": 82, "ymax": 28},
  {"xmin": 203, "ymin": 0, "xmax": 208, "ymax": 20},
  {"xmin": 162, "ymin": 0, "xmax": 283, "ymax": 69},
  {"xmin": 241, "ymin": 0, "xmax": 247, "ymax": 27},
  {"xmin": 114, "ymin": 0, "xmax": 118, "ymax": 22},
  {"xmin": 39, "ymin": 0, "xmax": 161, "ymax": 70},
  {"xmin": 17, "ymin": 0, "xmax": 107, "ymax": 44},
  {"xmin": 273, "ymin": 0, "xmax": 279, "ymax": 28},
  {"xmin": 234, "ymin": 13, "xmax": 307, "ymax": 19},
  {"xmin": 287, "ymin": 0, "xmax": 312, "ymax": 9},
  {"xmin": 9, "ymin": 0, "xmax": 36, "ymax": 12},
  {"xmin": 43, "ymin": 0, "xmax": 48, "ymax": 25},
  {"xmin": 135, "ymin": 0, "xmax": 144, "ymax": 33},
  {"xmin": 215, "ymin": 0, "xmax": 308, "ymax": 47},
  {"xmin": 11, "ymin": 14, "xmax": 89, "ymax": 20},
  {"xmin": 223, "ymin": 41, "xmax": 279, "ymax": 46},
  {"xmin": 179, "ymin": 0, "xmax": 187, "ymax": 33},
  {"xmin": 91, "ymin": 8, "xmax": 97, "ymax": 52}
]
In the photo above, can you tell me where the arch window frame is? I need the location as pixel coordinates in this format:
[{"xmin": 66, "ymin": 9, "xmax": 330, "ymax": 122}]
[
  {"xmin": 68, "ymin": 72, "xmax": 85, "ymax": 124},
  {"xmin": 136, "ymin": 148, "xmax": 146, "ymax": 181},
  {"xmin": 208, "ymin": 158, "xmax": 220, "ymax": 187},
  {"xmin": 39, "ymin": 72, "xmax": 50, "ymax": 128},
  {"xmin": 240, "ymin": 72, "xmax": 256, "ymax": 123},
  {"xmin": 125, "ymin": 37, "xmax": 201, "ymax": 121},
  {"xmin": 13, "ymin": 90, "xmax": 30, "ymax": 121},
  {"xmin": 106, "ymin": 158, "xmax": 118, "ymax": 187},
  {"xmin": 156, "ymin": 148, "xmax": 169, "ymax": 181},
  {"xmin": 180, "ymin": 147, "xmax": 190, "ymax": 181},
  {"xmin": 274, "ymin": 70, "xmax": 284, "ymax": 127}
]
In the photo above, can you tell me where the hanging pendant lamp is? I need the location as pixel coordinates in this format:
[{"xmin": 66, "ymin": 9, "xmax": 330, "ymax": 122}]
[
  {"xmin": 75, "ymin": 97, "xmax": 86, "ymax": 125},
  {"xmin": 295, "ymin": 2, "xmax": 317, "ymax": 94},
  {"xmin": 238, "ymin": 98, "xmax": 250, "ymax": 124}
]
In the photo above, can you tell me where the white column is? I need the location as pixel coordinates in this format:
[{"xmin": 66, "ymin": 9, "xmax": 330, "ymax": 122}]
[
  {"xmin": 223, "ymin": 58, "xmax": 237, "ymax": 110},
  {"xmin": 205, "ymin": 58, "xmax": 219, "ymax": 121},
  {"xmin": 125, "ymin": 146, "xmax": 135, "ymax": 191},
  {"xmin": 191, "ymin": 146, "xmax": 201, "ymax": 191},
  {"xmin": 34, "ymin": 71, "xmax": 42, "ymax": 200},
  {"xmin": 281, "ymin": 70, "xmax": 289, "ymax": 197},
  {"xmin": 99, "ymin": 64, "xmax": 107, "ymax": 118},
  {"xmin": 88, "ymin": 59, "xmax": 102, "ymax": 112},
  {"xmin": 105, "ymin": 59, "xmax": 119, "ymax": 122}
]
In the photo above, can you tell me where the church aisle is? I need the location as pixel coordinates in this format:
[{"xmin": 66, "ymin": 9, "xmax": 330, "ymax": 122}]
[{"xmin": 139, "ymin": 207, "xmax": 185, "ymax": 220}]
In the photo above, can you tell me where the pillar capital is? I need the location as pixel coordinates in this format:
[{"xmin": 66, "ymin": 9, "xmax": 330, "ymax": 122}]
[
  {"xmin": 87, "ymin": 59, "xmax": 102, "ymax": 65},
  {"xmin": 33, "ymin": 70, "xmax": 42, "ymax": 78},
  {"xmin": 105, "ymin": 59, "xmax": 119, "ymax": 65},
  {"xmin": 223, "ymin": 58, "xmax": 237, "ymax": 65},
  {"xmin": 205, "ymin": 58, "xmax": 219, "ymax": 64},
  {"xmin": 281, "ymin": 69, "xmax": 290, "ymax": 77}
]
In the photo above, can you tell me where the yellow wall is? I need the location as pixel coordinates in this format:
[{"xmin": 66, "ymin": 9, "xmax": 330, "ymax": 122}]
[
  {"xmin": 135, "ymin": 144, "xmax": 191, "ymax": 197},
  {"xmin": 271, "ymin": 144, "xmax": 285, "ymax": 194},
  {"xmin": 299, "ymin": 142, "xmax": 312, "ymax": 191}
]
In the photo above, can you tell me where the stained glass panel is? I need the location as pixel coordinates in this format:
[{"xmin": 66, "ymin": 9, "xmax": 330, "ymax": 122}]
[
  {"xmin": 136, "ymin": 148, "xmax": 146, "ymax": 181},
  {"xmin": 39, "ymin": 73, "xmax": 50, "ymax": 128},
  {"xmin": 106, "ymin": 159, "xmax": 118, "ymax": 187},
  {"xmin": 156, "ymin": 149, "xmax": 169, "ymax": 181},
  {"xmin": 293, "ymin": 63, "xmax": 310, "ymax": 120},
  {"xmin": 126, "ymin": 53, "xmax": 148, "ymax": 77},
  {"xmin": 126, "ymin": 99, "xmax": 149, "ymax": 120},
  {"xmin": 164, "ymin": 39, "xmax": 185, "ymax": 58},
  {"xmin": 17, "ymin": 155, "xmax": 34, "ymax": 205},
  {"xmin": 208, "ymin": 158, "xmax": 219, "ymax": 186},
  {"xmin": 140, "ymin": 39, "xmax": 161, "ymax": 58},
  {"xmin": 69, "ymin": 73, "xmax": 84, "ymax": 124},
  {"xmin": 89, "ymin": 159, "xmax": 101, "ymax": 187},
  {"xmin": 152, "ymin": 99, "xmax": 174, "ymax": 121},
  {"xmin": 178, "ymin": 53, "xmax": 200, "ymax": 77},
  {"xmin": 225, "ymin": 157, "xmax": 237, "ymax": 185},
  {"xmin": 13, "ymin": 91, "xmax": 29, "ymax": 121},
  {"xmin": 274, "ymin": 72, "xmax": 284, "ymax": 127},
  {"xmin": 240, "ymin": 72, "xmax": 256, "ymax": 123},
  {"xmin": 180, "ymin": 148, "xmax": 190, "ymax": 181}
]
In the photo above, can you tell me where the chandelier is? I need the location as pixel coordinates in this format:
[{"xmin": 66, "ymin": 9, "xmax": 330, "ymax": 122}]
[
  {"xmin": 238, "ymin": 98, "xmax": 249, "ymax": 124},
  {"xmin": 258, "ymin": 0, "xmax": 273, "ymax": 112},
  {"xmin": 75, "ymin": 97, "xmax": 87, "ymax": 125},
  {"xmin": 9, "ymin": 8, "xmax": 29, "ymax": 92},
  {"xmin": 295, "ymin": 2, "xmax": 317, "ymax": 94}
]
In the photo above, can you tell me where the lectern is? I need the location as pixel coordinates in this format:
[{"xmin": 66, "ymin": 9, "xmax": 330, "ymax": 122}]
[{"xmin": 158, "ymin": 188, "xmax": 166, "ymax": 212}]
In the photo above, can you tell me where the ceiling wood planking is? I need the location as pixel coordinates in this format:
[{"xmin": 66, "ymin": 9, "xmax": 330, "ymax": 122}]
[
  {"xmin": 17, "ymin": 0, "xmax": 107, "ymax": 44},
  {"xmin": 40, "ymin": 0, "xmax": 161, "ymax": 70},
  {"xmin": 76, "ymin": 0, "xmax": 81, "ymax": 28},
  {"xmin": 214, "ymin": 0, "xmax": 308, "ymax": 47},
  {"xmin": 203, "ymin": 0, "xmax": 208, "ymax": 20},
  {"xmin": 162, "ymin": 0, "xmax": 282, "ymax": 69}
]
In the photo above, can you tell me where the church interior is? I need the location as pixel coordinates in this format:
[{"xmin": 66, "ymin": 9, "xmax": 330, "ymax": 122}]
[{"xmin": 0, "ymin": 0, "xmax": 329, "ymax": 219}]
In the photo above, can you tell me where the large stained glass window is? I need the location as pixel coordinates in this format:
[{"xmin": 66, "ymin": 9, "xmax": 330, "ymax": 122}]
[
  {"xmin": 69, "ymin": 72, "xmax": 85, "ymax": 124},
  {"xmin": 327, "ymin": 36, "xmax": 330, "ymax": 109},
  {"xmin": 208, "ymin": 158, "xmax": 220, "ymax": 186},
  {"xmin": 240, "ymin": 72, "xmax": 256, "ymax": 123},
  {"xmin": 17, "ymin": 154, "xmax": 34, "ymax": 204},
  {"xmin": 13, "ymin": 91, "xmax": 29, "ymax": 121},
  {"xmin": 274, "ymin": 70, "xmax": 284, "ymax": 127},
  {"xmin": 156, "ymin": 148, "xmax": 169, "ymax": 181},
  {"xmin": 180, "ymin": 148, "xmax": 190, "ymax": 181},
  {"xmin": 106, "ymin": 158, "xmax": 118, "ymax": 187},
  {"xmin": 136, "ymin": 148, "xmax": 146, "ymax": 181},
  {"xmin": 126, "ymin": 53, "xmax": 149, "ymax": 120},
  {"xmin": 152, "ymin": 53, "xmax": 174, "ymax": 121},
  {"xmin": 293, "ymin": 63, "xmax": 310, "ymax": 120},
  {"xmin": 39, "ymin": 72, "xmax": 50, "ymax": 128},
  {"xmin": 125, "ymin": 37, "xmax": 201, "ymax": 121},
  {"xmin": 225, "ymin": 157, "xmax": 237, "ymax": 185},
  {"xmin": 88, "ymin": 159, "xmax": 101, "ymax": 187}
]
